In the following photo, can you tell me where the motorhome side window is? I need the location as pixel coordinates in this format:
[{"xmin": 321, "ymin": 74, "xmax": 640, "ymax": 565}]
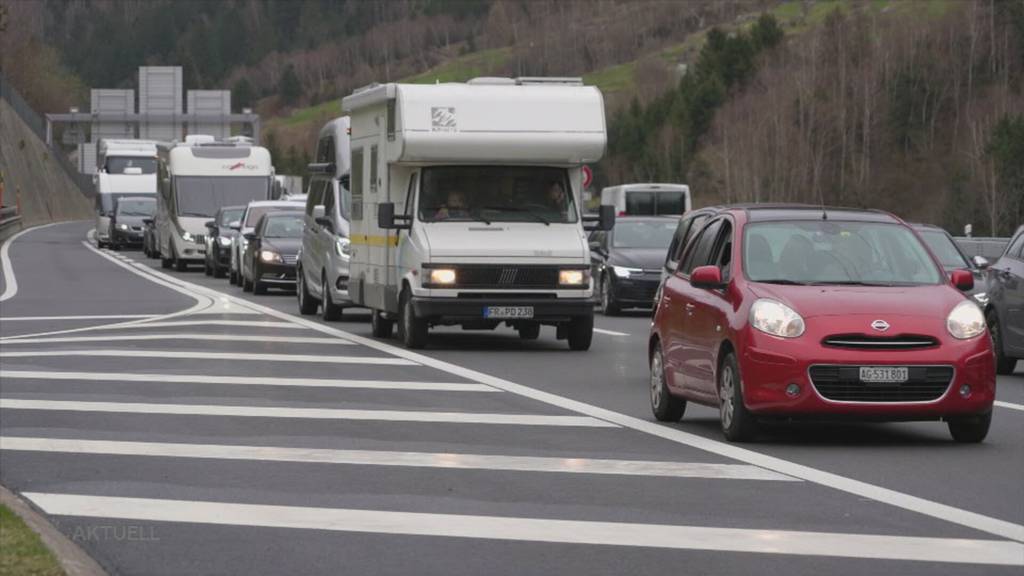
[
  {"xmin": 403, "ymin": 173, "xmax": 418, "ymax": 217},
  {"xmin": 418, "ymin": 166, "xmax": 577, "ymax": 224},
  {"xmin": 351, "ymin": 148, "xmax": 363, "ymax": 221},
  {"xmin": 305, "ymin": 180, "xmax": 325, "ymax": 215},
  {"xmin": 369, "ymin": 145, "xmax": 378, "ymax": 193}
]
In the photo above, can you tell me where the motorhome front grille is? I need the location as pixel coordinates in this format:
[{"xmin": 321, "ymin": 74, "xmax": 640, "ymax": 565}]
[
  {"xmin": 822, "ymin": 334, "xmax": 940, "ymax": 350},
  {"xmin": 808, "ymin": 365, "xmax": 953, "ymax": 402},
  {"xmin": 438, "ymin": 266, "xmax": 567, "ymax": 289}
]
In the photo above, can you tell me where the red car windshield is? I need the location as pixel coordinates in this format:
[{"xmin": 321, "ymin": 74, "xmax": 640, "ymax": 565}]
[{"xmin": 743, "ymin": 220, "xmax": 942, "ymax": 286}]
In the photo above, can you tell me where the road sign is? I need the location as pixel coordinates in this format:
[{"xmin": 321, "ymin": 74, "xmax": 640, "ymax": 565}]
[{"xmin": 582, "ymin": 165, "xmax": 593, "ymax": 189}]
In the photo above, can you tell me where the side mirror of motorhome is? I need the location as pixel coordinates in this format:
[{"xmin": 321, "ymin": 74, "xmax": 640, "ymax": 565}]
[
  {"xmin": 583, "ymin": 205, "xmax": 615, "ymax": 232},
  {"xmin": 243, "ymin": 232, "xmax": 256, "ymax": 242},
  {"xmin": 378, "ymin": 202, "xmax": 410, "ymax": 230},
  {"xmin": 339, "ymin": 174, "xmax": 350, "ymax": 189},
  {"xmin": 312, "ymin": 205, "xmax": 332, "ymax": 230},
  {"xmin": 204, "ymin": 220, "xmax": 216, "ymax": 229}
]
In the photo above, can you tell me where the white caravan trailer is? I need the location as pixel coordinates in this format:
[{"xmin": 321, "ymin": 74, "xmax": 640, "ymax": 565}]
[
  {"xmin": 342, "ymin": 77, "xmax": 613, "ymax": 350},
  {"xmin": 94, "ymin": 139, "xmax": 159, "ymax": 248},
  {"xmin": 600, "ymin": 183, "xmax": 691, "ymax": 216},
  {"xmin": 156, "ymin": 139, "xmax": 274, "ymax": 270}
]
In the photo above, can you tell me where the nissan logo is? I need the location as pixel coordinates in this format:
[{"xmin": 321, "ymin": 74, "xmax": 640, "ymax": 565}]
[{"xmin": 871, "ymin": 319, "xmax": 890, "ymax": 332}]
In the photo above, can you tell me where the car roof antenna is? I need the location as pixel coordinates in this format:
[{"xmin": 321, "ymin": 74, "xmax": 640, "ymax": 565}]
[{"xmin": 818, "ymin": 188, "xmax": 828, "ymax": 220}]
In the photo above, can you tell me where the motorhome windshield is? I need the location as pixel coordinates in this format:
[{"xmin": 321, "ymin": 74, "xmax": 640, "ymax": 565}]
[
  {"xmin": 174, "ymin": 176, "xmax": 270, "ymax": 218},
  {"xmin": 115, "ymin": 199, "xmax": 156, "ymax": 217},
  {"xmin": 625, "ymin": 190, "xmax": 687, "ymax": 215},
  {"xmin": 96, "ymin": 193, "xmax": 152, "ymax": 216},
  {"xmin": 419, "ymin": 166, "xmax": 577, "ymax": 224},
  {"xmin": 105, "ymin": 157, "xmax": 157, "ymax": 174}
]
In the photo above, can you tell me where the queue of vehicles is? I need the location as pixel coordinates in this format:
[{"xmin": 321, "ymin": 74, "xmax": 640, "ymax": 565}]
[{"xmin": 102, "ymin": 75, "xmax": 1016, "ymax": 444}]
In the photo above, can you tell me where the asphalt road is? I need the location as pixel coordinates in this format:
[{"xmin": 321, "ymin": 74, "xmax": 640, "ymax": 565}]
[{"xmin": 1, "ymin": 221, "xmax": 1022, "ymax": 575}]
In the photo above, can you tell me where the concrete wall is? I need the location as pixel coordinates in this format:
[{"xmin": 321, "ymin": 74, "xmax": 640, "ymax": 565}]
[{"xmin": 0, "ymin": 99, "xmax": 93, "ymax": 226}]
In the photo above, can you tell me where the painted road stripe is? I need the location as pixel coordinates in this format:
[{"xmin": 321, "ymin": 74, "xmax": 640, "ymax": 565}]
[
  {"xmin": 22, "ymin": 493, "xmax": 1024, "ymax": 565},
  {"xmin": 87, "ymin": 320, "xmax": 307, "ymax": 330},
  {"xmin": 0, "ymin": 349, "xmax": 414, "ymax": 366},
  {"xmin": 0, "ymin": 399, "xmax": 616, "ymax": 427},
  {"xmin": 995, "ymin": 400, "xmax": 1024, "ymax": 412},
  {"xmin": 0, "ymin": 438, "xmax": 793, "ymax": 481},
  {"xmin": 0, "ymin": 223, "xmax": 60, "ymax": 303},
  {"xmin": 0, "ymin": 314, "xmax": 157, "ymax": 322},
  {"xmin": 0, "ymin": 370, "xmax": 496, "ymax": 393},
  {"xmin": 89, "ymin": 241, "xmax": 1024, "ymax": 542},
  {"xmin": 0, "ymin": 333, "xmax": 354, "ymax": 346},
  {"xmin": 593, "ymin": 328, "xmax": 630, "ymax": 337}
]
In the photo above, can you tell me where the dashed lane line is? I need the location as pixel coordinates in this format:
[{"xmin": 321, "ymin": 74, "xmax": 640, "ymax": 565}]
[
  {"xmin": 0, "ymin": 333, "xmax": 354, "ymax": 346},
  {"xmin": 0, "ymin": 349, "xmax": 414, "ymax": 366},
  {"xmin": 0, "ymin": 437, "xmax": 794, "ymax": 481},
  {"xmin": 1, "ymin": 370, "xmax": 497, "ymax": 393},
  {"xmin": 22, "ymin": 493, "xmax": 1024, "ymax": 565},
  {"xmin": 0, "ymin": 399, "xmax": 617, "ymax": 427},
  {"xmin": 995, "ymin": 400, "xmax": 1024, "ymax": 412},
  {"xmin": 593, "ymin": 327, "xmax": 630, "ymax": 337}
]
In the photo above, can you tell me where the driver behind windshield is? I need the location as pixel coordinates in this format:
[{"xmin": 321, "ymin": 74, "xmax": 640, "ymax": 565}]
[{"xmin": 434, "ymin": 189, "xmax": 469, "ymax": 220}]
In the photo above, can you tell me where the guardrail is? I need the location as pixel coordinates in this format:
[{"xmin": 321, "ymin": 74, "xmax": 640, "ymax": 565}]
[
  {"xmin": 954, "ymin": 237, "xmax": 1010, "ymax": 261},
  {"xmin": 0, "ymin": 205, "xmax": 23, "ymax": 243}
]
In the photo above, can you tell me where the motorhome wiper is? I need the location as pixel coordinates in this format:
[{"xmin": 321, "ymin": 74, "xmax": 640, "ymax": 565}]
[
  {"xmin": 467, "ymin": 209, "xmax": 492, "ymax": 225},
  {"xmin": 482, "ymin": 205, "xmax": 550, "ymax": 226}
]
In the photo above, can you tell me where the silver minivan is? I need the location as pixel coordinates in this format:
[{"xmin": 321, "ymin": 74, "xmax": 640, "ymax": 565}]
[{"xmin": 297, "ymin": 165, "xmax": 352, "ymax": 320}]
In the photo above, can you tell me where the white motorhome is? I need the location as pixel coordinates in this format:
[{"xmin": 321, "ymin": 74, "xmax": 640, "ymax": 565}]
[
  {"xmin": 93, "ymin": 139, "xmax": 159, "ymax": 247},
  {"xmin": 342, "ymin": 78, "xmax": 613, "ymax": 350},
  {"xmin": 156, "ymin": 139, "xmax": 274, "ymax": 271},
  {"xmin": 600, "ymin": 183, "xmax": 691, "ymax": 216}
]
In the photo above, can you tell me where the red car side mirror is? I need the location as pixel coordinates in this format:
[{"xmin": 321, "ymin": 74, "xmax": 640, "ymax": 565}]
[
  {"xmin": 691, "ymin": 265, "xmax": 724, "ymax": 290},
  {"xmin": 951, "ymin": 269, "xmax": 974, "ymax": 292}
]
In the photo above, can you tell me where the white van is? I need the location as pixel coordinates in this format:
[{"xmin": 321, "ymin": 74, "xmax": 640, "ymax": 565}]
[
  {"xmin": 156, "ymin": 139, "xmax": 274, "ymax": 271},
  {"xmin": 600, "ymin": 183, "xmax": 691, "ymax": 216},
  {"xmin": 297, "ymin": 116, "xmax": 354, "ymax": 320},
  {"xmin": 93, "ymin": 139, "xmax": 159, "ymax": 248},
  {"xmin": 342, "ymin": 77, "xmax": 613, "ymax": 350}
]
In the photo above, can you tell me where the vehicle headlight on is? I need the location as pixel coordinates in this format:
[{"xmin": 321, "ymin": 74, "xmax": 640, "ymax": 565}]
[
  {"xmin": 750, "ymin": 298, "xmax": 805, "ymax": 338},
  {"xmin": 181, "ymin": 231, "xmax": 194, "ymax": 243},
  {"xmin": 972, "ymin": 292, "xmax": 989, "ymax": 306},
  {"xmin": 612, "ymin": 265, "xmax": 642, "ymax": 278},
  {"xmin": 335, "ymin": 237, "xmax": 351, "ymax": 258},
  {"xmin": 117, "ymin": 223, "xmax": 129, "ymax": 231},
  {"xmin": 947, "ymin": 300, "xmax": 985, "ymax": 339},
  {"xmin": 428, "ymin": 268, "xmax": 457, "ymax": 285},
  {"xmin": 260, "ymin": 250, "xmax": 283, "ymax": 263},
  {"xmin": 559, "ymin": 269, "xmax": 588, "ymax": 286},
  {"xmin": 218, "ymin": 236, "xmax": 232, "ymax": 247}
]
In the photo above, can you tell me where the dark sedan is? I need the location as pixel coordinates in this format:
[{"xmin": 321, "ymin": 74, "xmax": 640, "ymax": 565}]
[
  {"xmin": 109, "ymin": 197, "xmax": 156, "ymax": 250},
  {"xmin": 590, "ymin": 216, "xmax": 677, "ymax": 315},
  {"xmin": 986, "ymin": 224, "xmax": 1024, "ymax": 374},
  {"xmin": 912, "ymin": 223, "xmax": 990, "ymax": 308},
  {"xmin": 241, "ymin": 211, "xmax": 304, "ymax": 295},
  {"xmin": 204, "ymin": 205, "xmax": 245, "ymax": 278}
]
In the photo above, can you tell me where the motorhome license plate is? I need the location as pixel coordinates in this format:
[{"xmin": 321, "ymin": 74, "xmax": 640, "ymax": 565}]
[
  {"xmin": 859, "ymin": 366, "xmax": 909, "ymax": 383},
  {"xmin": 484, "ymin": 306, "xmax": 534, "ymax": 319}
]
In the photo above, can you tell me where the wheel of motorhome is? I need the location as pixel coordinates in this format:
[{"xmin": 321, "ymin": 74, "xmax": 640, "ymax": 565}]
[
  {"xmin": 371, "ymin": 309, "xmax": 394, "ymax": 339},
  {"xmin": 342, "ymin": 77, "xmax": 612, "ymax": 350}
]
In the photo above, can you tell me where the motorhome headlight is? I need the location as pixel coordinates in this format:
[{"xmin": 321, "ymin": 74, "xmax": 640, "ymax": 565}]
[
  {"xmin": 334, "ymin": 237, "xmax": 351, "ymax": 258},
  {"xmin": 260, "ymin": 250, "xmax": 283, "ymax": 264},
  {"xmin": 181, "ymin": 231, "xmax": 194, "ymax": 243},
  {"xmin": 946, "ymin": 300, "xmax": 985, "ymax": 340},
  {"xmin": 218, "ymin": 236, "xmax": 232, "ymax": 247},
  {"xmin": 117, "ymin": 223, "xmax": 129, "ymax": 231},
  {"xmin": 428, "ymin": 268, "xmax": 457, "ymax": 285},
  {"xmin": 750, "ymin": 298, "xmax": 805, "ymax": 338},
  {"xmin": 559, "ymin": 269, "xmax": 588, "ymax": 286},
  {"xmin": 612, "ymin": 265, "xmax": 642, "ymax": 278}
]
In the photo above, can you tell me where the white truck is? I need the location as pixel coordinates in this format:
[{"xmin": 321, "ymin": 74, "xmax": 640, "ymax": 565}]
[
  {"xmin": 94, "ymin": 140, "xmax": 159, "ymax": 248},
  {"xmin": 342, "ymin": 77, "xmax": 613, "ymax": 350},
  {"xmin": 155, "ymin": 139, "xmax": 274, "ymax": 271},
  {"xmin": 600, "ymin": 183, "xmax": 691, "ymax": 216}
]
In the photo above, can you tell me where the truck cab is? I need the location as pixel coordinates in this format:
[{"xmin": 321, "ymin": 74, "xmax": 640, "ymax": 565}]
[{"xmin": 342, "ymin": 77, "xmax": 613, "ymax": 350}]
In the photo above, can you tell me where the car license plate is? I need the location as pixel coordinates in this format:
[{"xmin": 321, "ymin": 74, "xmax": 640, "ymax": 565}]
[
  {"xmin": 484, "ymin": 306, "xmax": 534, "ymax": 319},
  {"xmin": 859, "ymin": 366, "xmax": 909, "ymax": 383}
]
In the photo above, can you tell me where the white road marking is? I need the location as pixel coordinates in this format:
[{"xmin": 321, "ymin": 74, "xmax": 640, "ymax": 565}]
[
  {"xmin": 995, "ymin": 400, "xmax": 1024, "ymax": 412},
  {"xmin": 23, "ymin": 493, "xmax": 1024, "ymax": 565},
  {"xmin": 0, "ymin": 314, "xmax": 157, "ymax": 322},
  {"xmin": 0, "ymin": 223, "xmax": 60, "ymax": 302},
  {"xmin": 82, "ymin": 239, "xmax": 1024, "ymax": 542},
  {"xmin": 0, "ymin": 333, "xmax": 354, "ymax": 346},
  {"xmin": 1, "ymin": 370, "xmax": 496, "ymax": 393},
  {"xmin": 0, "ymin": 349, "xmax": 413, "ymax": 366},
  {"xmin": 0, "ymin": 399, "xmax": 616, "ymax": 427},
  {"xmin": 593, "ymin": 328, "xmax": 630, "ymax": 337},
  {"xmin": 81, "ymin": 320, "xmax": 308, "ymax": 330},
  {"xmin": 1, "ymin": 437, "xmax": 794, "ymax": 481}
]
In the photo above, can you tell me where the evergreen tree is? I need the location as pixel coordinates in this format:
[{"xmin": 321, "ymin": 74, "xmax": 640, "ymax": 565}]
[{"xmin": 278, "ymin": 64, "xmax": 302, "ymax": 106}]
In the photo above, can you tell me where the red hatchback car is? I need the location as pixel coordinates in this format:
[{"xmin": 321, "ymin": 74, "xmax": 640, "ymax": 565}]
[{"xmin": 649, "ymin": 205, "xmax": 995, "ymax": 443}]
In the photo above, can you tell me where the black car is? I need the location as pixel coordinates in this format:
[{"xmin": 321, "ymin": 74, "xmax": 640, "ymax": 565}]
[
  {"xmin": 108, "ymin": 197, "xmax": 156, "ymax": 250},
  {"xmin": 912, "ymin": 223, "xmax": 990, "ymax": 307},
  {"xmin": 241, "ymin": 211, "xmax": 304, "ymax": 295},
  {"xmin": 987, "ymin": 224, "xmax": 1024, "ymax": 375},
  {"xmin": 204, "ymin": 205, "xmax": 245, "ymax": 278},
  {"xmin": 142, "ymin": 217, "xmax": 158, "ymax": 258},
  {"xmin": 589, "ymin": 216, "xmax": 677, "ymax": 315}
]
